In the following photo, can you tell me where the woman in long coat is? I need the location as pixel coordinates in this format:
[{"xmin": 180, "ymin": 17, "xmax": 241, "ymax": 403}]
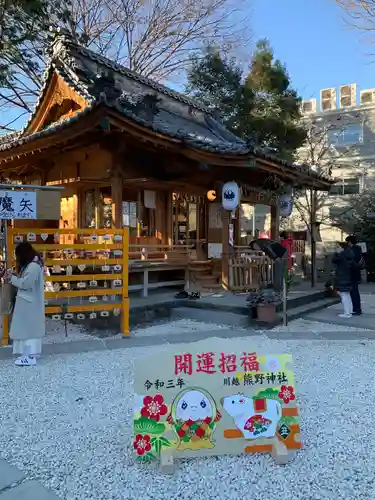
[
  {"xmin": 9, "ymin": 242, "xmax": 45, "ymax": 366},
  {"xmin": 332, "ymin": 242, "xmax": 355, "ymax": 318}
]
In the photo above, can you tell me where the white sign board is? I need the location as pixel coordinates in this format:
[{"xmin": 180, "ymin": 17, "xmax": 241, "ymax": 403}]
[
  {"xmin": 0, "ymin": 191, "xmax": 36, "ymax": 220},
  {"xmin": 208, "ymin": 243, "xmax": 222, "ymax": 259},
  {"xmin": 359, "ymin": 242, "xmax": 367, "ymax": 253}
]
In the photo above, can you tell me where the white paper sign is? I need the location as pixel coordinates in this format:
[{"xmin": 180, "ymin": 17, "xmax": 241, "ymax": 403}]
[
  {"xmin": 122, "ymin": 202, "xmax": 130, "ymax": 227},
  {"xmin": 144, "ymin": 190, "xmax": 156, "ymax": 209},
  {"xmin": 0, "ymin": 190, "xmax": 37, "ymax": 220},
  {"xmin": 209, "ymin": 204, "xmax": 222, "ymax": 229},
  {"xmin": 208, "ymin": 243, "xmax": 223, "ymax": 259}
]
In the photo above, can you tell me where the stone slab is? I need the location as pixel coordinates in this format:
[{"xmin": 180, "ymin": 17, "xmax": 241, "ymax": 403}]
[
  {"xmin": 0, "ymin": 480, "xmax": 60, "ymax": 500},
  {"xmin": 305, "ymin": 309, "xmax": 375, "ymax": 331},
  {"xmin": 0, "ymin": 459, "xmax": 24, "ymax": 491}
]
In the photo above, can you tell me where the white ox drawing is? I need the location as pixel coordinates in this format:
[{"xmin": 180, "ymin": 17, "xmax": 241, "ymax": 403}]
[{"xmin": 221, "ymin": 394, "xmax": 282, "ymax": 439}]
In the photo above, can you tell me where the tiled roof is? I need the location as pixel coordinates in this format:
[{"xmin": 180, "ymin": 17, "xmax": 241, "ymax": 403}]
[{"xmin": 0, "ymin": 29, "xmax": 331, "ymax": 184}]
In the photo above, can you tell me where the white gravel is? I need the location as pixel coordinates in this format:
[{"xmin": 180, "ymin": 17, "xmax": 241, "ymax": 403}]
[
  {"xmin": 0, "ymin": 318, "xmax": 374, "ymax": 500},
  {"xmin": 43, "ymin": 318, "xmax": 93, "ymax": 343},
  {"xmin": 133, "ymin": 318, "xmax": 231, "ymax": 337}
]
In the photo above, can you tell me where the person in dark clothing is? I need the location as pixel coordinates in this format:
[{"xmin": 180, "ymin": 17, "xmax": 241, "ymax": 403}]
[
  {"xmin": 332, "ymin": 242, "xmax": 355, "ymax": 318},
  {"xmin": 345, "ymin": 235, "xmax": 364, "ymax": 316},
  {"xmin": 249, "ymin": 238, "xmax": 287, "ymax": 292}
]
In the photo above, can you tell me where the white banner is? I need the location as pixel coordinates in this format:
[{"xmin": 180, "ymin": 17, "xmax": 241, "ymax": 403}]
[{"xmin": 0, "ymin": 190, "xmax": 37, "ymax": 220}]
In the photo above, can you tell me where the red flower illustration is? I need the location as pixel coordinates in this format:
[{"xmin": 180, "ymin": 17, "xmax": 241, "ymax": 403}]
[
  {"xmin": 278, "ymin": 385, "xmax": 296, "ymax": 404},
  {"xmin": 141, "ymin": 394, "xmax": 168, "ymax": 421},
  {"xmin": 133, "ymin": 434, "xmax": 152, "ymax": 456}
]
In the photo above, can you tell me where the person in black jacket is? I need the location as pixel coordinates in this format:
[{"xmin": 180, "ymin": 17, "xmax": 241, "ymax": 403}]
[
  {"xmin": 332, "ymin": 242, "xmax": 355, "ymax": 318},
  {"xmin": 345, "ymin": 235, "xmax": 363, "ymax": 315}
]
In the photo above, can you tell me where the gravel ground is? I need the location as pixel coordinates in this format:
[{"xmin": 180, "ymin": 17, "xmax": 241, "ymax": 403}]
[
  {"xmin": 132, "ymin": 318, "xmax": 231, "ymax": 337},
  {"xmin": 0, "ymin": 318, "xmax": 374, "ymax": 500},
  {"xmin": 43, "ymin": 318, "xmax": 94, "ymax": 344}
]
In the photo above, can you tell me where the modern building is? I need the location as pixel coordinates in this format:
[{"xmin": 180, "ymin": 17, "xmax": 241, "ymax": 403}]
[{"xmin": 288, "ymin": 84, "xmax": 375, "ymax": 242}]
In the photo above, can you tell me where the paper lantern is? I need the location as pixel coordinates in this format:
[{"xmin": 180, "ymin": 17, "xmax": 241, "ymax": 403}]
[
  {"xmin": 222, "ymin": 181, "xmax": 239, "ymax": 211},
  {"xmin": 279, "ymin": 194, "xmax": 293, "ymax": 218},
  {"xmin": 207, "ymin": 190, "xmax": 217, "ymax": 201}
]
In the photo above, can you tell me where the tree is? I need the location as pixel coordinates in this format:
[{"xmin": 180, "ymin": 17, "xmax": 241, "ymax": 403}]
[
  {"xmin": 290, "ymin": 116, "xmax": 364, "ymax": 285},
  {"xmin": 186, "ymin": 39, "xmax": 307, "ymax": 160},
  {"xmin": 334, "ymin": 0, "xmax": 375, "ymax": 38},
  {"xmin": 0, "ymin": 0, "xmax": 251, "ymax": 133},
  {"xmin": 0, "ymin": 0, "xmax": 71, "ymax": 131}
]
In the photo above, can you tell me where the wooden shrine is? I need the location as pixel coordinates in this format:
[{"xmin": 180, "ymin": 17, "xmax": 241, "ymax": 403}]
[{"xmin": 0, "ymin": 29, "xmax": 332, "ymax": 295}]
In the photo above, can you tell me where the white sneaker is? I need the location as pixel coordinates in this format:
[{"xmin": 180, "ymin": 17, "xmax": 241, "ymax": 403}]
[
  {"xmin": 338, "ymin": 313, "xmax": 352, "ymax": 318},
  {"xmin": 14, "ymin": 355, "xmax": 36, "ymax": 366}
]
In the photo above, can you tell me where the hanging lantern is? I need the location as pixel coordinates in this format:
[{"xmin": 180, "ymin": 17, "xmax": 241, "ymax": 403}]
[
  {"xmin": 207, "ymin": 190, "xmax": 217, "ymax": 202},
  {"xmin": 222, "ymin": 181, "xmax": 239, "ymax": 211},
  {"xmin": 279, "ymin": 194, "xmax": 293, "ymax": 218}
]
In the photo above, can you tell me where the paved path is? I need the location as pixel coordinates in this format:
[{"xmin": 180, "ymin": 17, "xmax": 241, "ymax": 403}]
[
  {"xmin": 305, "ymin": 290, "xmax": 375, "ymax": 330},
  {"xmin": 0, "ymin": 459, "xmax": 59, "ymax": 499}
]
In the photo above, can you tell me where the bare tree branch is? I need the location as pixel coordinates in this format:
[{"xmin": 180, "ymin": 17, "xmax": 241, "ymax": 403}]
[
  {"xmin": 293, "ymin": 114, "xmax": 363, "ymax": 238},
  {"xmin": 0, "ymin": 0, "xmax": 252, "ymax": 134}
]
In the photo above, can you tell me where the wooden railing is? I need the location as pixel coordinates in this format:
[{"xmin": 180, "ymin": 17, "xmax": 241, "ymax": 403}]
[
  {"xmin": 129, "ymin": 244, "xmax": 193, "ymax": 263},
  {"xmin": 229, "ymin": 250, "xmax": 273, "ymax": 292},
  {"xmin": 292, "ymin": 240, "xmax": 305, "ymax": 254}
]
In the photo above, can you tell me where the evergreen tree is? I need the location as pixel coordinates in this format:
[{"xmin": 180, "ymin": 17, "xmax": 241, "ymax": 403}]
[
  {"xmin": 186, "ymin": 48, "xmax": 254, "ymax": 138},
  {"xmin": 186, "ymin": 39, "xmax": 306, "ymax": 160}
]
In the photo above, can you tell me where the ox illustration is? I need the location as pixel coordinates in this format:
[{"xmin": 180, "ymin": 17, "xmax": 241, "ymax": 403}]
[{"xmin": 222, "ymin": 394, "xmax": 281, "ymax": 439}]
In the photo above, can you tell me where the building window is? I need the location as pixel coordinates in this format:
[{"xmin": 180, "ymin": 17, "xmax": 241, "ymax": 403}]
[
  {"xmin": 329, "ymin": 177, "xmax": 360, "ymax": 195},
  {"xmin": 327, "ymin": 123, "xmax": 363, "ymax": 146}
]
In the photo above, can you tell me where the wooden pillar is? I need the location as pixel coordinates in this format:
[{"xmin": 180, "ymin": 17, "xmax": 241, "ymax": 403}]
[
  {"xmin": 166, "ymin": 190, "xmax": 173, "ymax": 246},
  {"xmin": 155, "ymin": 192, "xmax": 163, "ymax": 241},
  {"xmin": 137, "ymin": 191, "xmax": 143, "ymax": 238},
  {"xmin": 221, "ymin": 209, "xmax": 230, "ymax": 289},
  {"xmin": 111, "ymin": 172, "xmax": 122, "ymax": 229},
  {"xmin": 94, "ymin": 187, "xmax": 101, "ymax": 229},
  {"xmin": 270, "ymin": 202, "xmax": 280, "ymax": 241},
  {"xmin": 234, "ymin": 206, "xmax": 241, "ymax": 246}
]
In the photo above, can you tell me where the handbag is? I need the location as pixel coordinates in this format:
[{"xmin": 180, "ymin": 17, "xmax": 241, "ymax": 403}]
[{"xmin": 0, "ymin": 282, "xmax": 17, "ymax": 314}]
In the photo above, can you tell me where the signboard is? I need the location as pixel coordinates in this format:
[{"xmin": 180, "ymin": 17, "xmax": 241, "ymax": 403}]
[
  {"xmin": 208, "ymin": 203, "xmax": 222, "ymax": 229},
  {"xmin": 122, "ymin": 201, "xmax": 137, "ymax": 228},
  {"xmin": 36, "ymin": 190, "xmax": 61, "ymax": 220},
  {"xmin": 207, "ymin": 243, "xmax": 222, "ymax": 259},
  {"xmin": 134, "ymin": 338, "xmax": 301, "ymax": 464},
  {"xmin": 0, "ymin": 191, "xmax": 36, "ymax": 220},
  {"xmin": 359, "ymin": 242, "xmax": 367, "ymax": 253},
  {"xmin": 229, "ymin": 223, "xmax": 234, "ymax": 246}
]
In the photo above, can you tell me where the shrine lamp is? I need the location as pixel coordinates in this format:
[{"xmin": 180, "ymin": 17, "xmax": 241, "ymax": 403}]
[{"xmin": 207, "ymin": 190, "xmax": 216, "ymax": 201}]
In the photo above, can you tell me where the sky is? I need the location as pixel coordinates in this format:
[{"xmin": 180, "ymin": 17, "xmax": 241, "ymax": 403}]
[
  {"xmin": 1, "ymin": 0, "xmax": 373, "ymax": 132},
  {"xmin": 253, "ymin": 0, "xmax": 374, "ymax": 101}
]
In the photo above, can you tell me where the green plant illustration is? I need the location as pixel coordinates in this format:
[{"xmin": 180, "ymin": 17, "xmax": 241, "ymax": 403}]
[
  {"xmin": 137, "ymin": 453, "xmax": 155, "ymax": 463},
  {"xmin": 253, "ymin": 388, "xmax": 282, "ymax": 402},
  {"xmin": 279, "ymin": 415, "xmax": 298, "ymax": 426},
  {"xmin": 150, "ymin": 436, "xmax": 173, "ymax": 455},
  {"xmin": 134, "ymin": 417, "xmax": 165, "ymax": 435}
]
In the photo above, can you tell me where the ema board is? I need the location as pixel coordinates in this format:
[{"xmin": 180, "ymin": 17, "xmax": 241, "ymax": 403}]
[{"xmin": 133, "ymin": 337, "xmax": 301, "ymax": 471}]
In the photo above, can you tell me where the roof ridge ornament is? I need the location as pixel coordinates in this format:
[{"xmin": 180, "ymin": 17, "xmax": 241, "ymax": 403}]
[{"xmin": 48, "ymin": 26, "xmax": 75, "ymax": 58}]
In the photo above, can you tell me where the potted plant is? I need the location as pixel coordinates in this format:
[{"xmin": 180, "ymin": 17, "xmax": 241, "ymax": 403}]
[
  {"xmin": 256, "ymin": 288, "xmax": 281, "ymax": 323},
  {"xmin": 246, "ymin": 290, "xmax": 261, "ymax": 319}
]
